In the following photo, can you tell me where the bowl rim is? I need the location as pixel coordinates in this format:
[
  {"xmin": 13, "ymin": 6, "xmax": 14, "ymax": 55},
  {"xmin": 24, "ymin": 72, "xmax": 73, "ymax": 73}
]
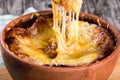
[{"xmin": 0, "ymin": 10, "xmax": 120, "ymax": 72}]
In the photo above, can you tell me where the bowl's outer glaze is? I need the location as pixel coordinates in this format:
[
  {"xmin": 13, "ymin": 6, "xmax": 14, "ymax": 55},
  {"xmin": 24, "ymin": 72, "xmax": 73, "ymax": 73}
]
[{"xmin": 0, "ymin": 11, "xmax": 120, "ymax": 80}]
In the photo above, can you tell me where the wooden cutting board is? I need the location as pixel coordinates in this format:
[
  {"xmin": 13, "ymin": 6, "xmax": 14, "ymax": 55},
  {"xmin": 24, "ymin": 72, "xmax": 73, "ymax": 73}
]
[{"xmin": 0, "ymin": 57, "xmax": 120, "ymax": 80}]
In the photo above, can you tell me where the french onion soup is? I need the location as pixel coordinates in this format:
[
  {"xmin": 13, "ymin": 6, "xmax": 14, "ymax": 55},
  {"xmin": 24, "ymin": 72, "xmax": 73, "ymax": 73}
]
[{"xmin": 4, "ymin": 0, "xmax": 115, "ymax": 66}]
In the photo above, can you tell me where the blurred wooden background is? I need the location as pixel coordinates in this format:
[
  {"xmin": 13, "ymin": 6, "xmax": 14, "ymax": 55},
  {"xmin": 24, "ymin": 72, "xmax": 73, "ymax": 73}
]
[{"xmin": 0, "ymin": 0, "xmax": 120, "ymax": 30}]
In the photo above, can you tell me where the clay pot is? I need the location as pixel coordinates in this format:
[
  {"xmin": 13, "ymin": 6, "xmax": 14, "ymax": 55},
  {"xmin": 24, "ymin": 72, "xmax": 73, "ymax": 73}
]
[{"xmin": 0, "ymin": 11, "xmax": 120, "ymax": 80}]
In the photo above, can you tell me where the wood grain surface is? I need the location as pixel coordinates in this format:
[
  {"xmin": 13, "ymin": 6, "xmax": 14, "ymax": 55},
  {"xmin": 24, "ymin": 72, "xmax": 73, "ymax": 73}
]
[
  {"xmin": 0, "ymin": 57, "xmax": 120, "ymax": 80},
  {"xmin": 0, "ymin": 0, "xmax": 120, "ymax": 30}
]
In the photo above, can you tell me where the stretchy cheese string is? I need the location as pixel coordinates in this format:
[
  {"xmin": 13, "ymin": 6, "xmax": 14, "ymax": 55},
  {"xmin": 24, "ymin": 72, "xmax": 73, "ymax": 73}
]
[{"xmin": 52, "ymin": 0, "xmax": 83, "ymax": 54}]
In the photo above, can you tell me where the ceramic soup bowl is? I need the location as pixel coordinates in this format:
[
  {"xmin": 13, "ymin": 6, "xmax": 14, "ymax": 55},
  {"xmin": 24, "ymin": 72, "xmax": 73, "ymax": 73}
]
[{"xmin": 0, "ymin": 11, "xmax": 120, "ymax": 80}]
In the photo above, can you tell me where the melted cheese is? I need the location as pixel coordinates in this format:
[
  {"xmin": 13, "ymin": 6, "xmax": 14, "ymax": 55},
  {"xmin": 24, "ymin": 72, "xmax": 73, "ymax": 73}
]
[
  {"xmin": 52, "ymin": 0, "xmax": 83, "ymax": 55},
  {"xmin": 51, "ymin": 0, "xmax": 98, "ymax": 66},
  {"xmin": 10, "ymin": 0, "xmax": 101, "ymax": 66},
  {"xmin": 16, "ymin": 21, "xmax": 98, "ymax": 66}
]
